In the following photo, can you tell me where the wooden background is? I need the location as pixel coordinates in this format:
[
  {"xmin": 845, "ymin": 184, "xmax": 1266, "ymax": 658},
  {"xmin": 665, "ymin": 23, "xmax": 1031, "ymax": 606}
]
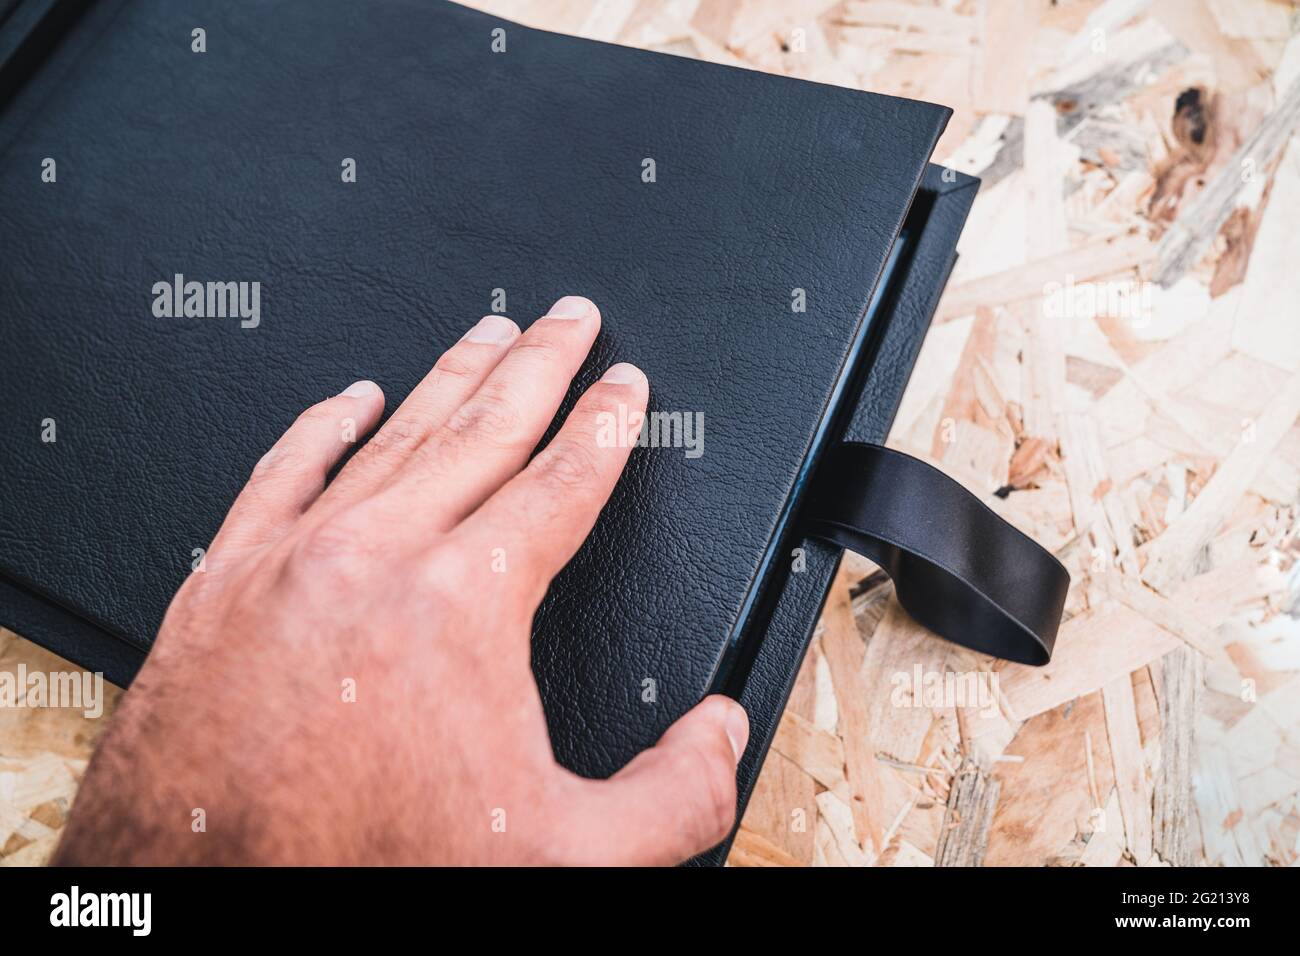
[{"xmin": 3, "ymin": 0, "xmax": 1299, "ymax": 867}]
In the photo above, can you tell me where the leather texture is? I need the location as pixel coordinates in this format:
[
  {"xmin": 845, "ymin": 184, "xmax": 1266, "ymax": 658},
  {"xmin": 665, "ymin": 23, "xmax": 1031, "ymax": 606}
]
[
  {"xmin": 0, "ymin": 0, "xmax": 954, "ymax": 807},
  {"xmin": 807, "ymin": 443, "xmax": 1069, "ymax": 665}
]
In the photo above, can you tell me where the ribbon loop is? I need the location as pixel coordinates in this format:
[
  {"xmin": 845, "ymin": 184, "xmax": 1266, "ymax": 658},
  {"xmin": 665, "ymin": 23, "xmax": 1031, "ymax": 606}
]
[{"xmin": 805, "ymin": 443, "xmax": 1068, "ymax": 665}]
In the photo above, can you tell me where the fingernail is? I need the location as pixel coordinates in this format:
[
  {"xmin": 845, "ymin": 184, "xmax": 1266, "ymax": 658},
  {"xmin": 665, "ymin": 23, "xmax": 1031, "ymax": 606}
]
[
  {"xmin": 600, "ymin": 362, "xmax": 645, "ymax": 385},
  {"xmin": 463, "ymin": 314, "xmax": 518, "ymax": 344},
  {"xmin": 545, "ymin": 295, "xmax": 593, "ymax": 319},
  {"xmin": 341, "ymin": 380, "xmax": 379, "ymax": 398},
  {"xmin": 723, "ymin": 704, "xmax": 749, "ymax": 763}
]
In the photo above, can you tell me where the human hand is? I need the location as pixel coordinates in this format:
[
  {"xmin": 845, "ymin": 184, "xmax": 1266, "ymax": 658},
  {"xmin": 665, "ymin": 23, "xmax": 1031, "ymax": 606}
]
[{"xmin": 54, "ymin": 295, "xmax": 748, "ymax": 866}]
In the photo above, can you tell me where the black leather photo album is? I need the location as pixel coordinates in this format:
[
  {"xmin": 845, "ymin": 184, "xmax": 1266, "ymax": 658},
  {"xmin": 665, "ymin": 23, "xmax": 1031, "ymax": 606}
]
[{"xmin": 0, "ymin": 0, "xmax": 1066, "ymax": 864}]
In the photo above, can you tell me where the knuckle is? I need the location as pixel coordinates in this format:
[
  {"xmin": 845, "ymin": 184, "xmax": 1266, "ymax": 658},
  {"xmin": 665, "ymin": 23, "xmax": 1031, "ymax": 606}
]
[
  {"xmin": 444, "ymin": 389, "xmax": 522, "ymax": 441},
  {"xmin": 241, "ymin": 443, "xmax": 313, "ymax": 505},
  {"xmin": 288, "ymin": 517, "xmax": 368, "ymax": 580},
  {"xmin": 568, "ymin": 396, "xmax": 626, "ymax": 443},
  {"xmin": 357, "ymin": 419, "xmax": 424, "ymax": 463},
  {"xmin": 506, "ymin": 334, "xmax": 563, "ymax": 365},
  {"xmin": 533, "ymin": 438, "xmax": 601, "ymax": 489},
  {"xmin": 432, "ymin": 348, "xmax": 485, "ymax": 383},
  {"xmin": 294, "ymin": 398, "xmax": 339, "ymax": 428},
  {"xmin": 260, "ymin": 439, "xmax": 310, "ymax": 475},
  {"xmin": 419, "ymin": 544, "xmax": 477, "ymax": 603}
]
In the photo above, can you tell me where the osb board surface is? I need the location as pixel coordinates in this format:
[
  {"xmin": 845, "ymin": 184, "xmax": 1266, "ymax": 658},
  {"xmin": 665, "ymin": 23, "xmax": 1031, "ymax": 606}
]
[{"xmin": 2, "ymin": 0, "xmax": 1299, "ymax": 867}]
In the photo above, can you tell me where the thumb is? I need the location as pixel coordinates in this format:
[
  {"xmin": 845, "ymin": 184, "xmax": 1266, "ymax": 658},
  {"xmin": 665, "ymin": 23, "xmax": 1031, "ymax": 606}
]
[{"xmin": 570, "ymin": 695, "xmax": 749, "ymax": 865}]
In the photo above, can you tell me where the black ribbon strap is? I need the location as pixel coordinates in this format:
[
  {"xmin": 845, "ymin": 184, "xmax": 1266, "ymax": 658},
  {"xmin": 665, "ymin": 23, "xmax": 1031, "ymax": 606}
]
[{"xmin": 804, "ymin": 443, "xmax": 1069, "ymax": 665}]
